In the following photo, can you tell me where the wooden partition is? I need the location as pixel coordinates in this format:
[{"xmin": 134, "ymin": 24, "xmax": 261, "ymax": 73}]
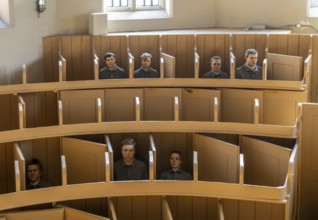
[
  {"xmin": 231, "ymin": 34, "xmax": 267, "ymax": 68},
  {"xmin": 105, "ymin": 89, "xmax": 143, "ymax": 121},
  {"xmin": 152, "ymin": 132, "xmax": 193, "ymax": 180},
  {"xmin": 196, "ymin": 34, "xmax": 231, "ymax": 76},
  {"xmin": 263, "ymin": 90, "xmax": 307, "ymax": 126},
  {"xmin": 0, "ymin": 94, "xmax": 19, "ymax": 132},
  {"xmin": 0, "ymin": 143, "xmax": 15, "ymax": 194},
  {"xmin": 19, "ymin": 138, "xmax": 61, "ymax": 187},
  {"xmin": 299, "ymin": 103, "xmax": 318, "ymax": 220},
  {"xmin": 161, "ymin": 35, "xmax": 195, "ymax": 78},
  {"xmin": 222, "ymin": 199, "xmax": 285, "ymax": 220},
  {"xmin": 166, "ymin": 196, "xmax": 219, "ymax": 220},
  {"xmin": 60, "ymin": 89, "xmax": 105, "ymax": 124},
  {"xmin": 160, "ymin": 52, "xmax": 175, "ymax": 78},
  {"xmin": 144, "ymin": 88, "xmax": 182, "ymax": 121},
  {"xmin": 61, "ymin": 137, "xmax": 108, "ymax": 215},
  {"xmin": 182, "ymin": 89, "xmax": 220, "ymax": 121},
  {"xmin": 194, "ymin": 134, "xmax": 239, "ymax": 183},
  {"xmin": 221, "ymin": 89, "xmax": 263, "ymax": 124},
  {"xmin": 241, "ymin": 136, "xmax": 291, "ymax": 187},
  {"xmin": 1, "ymin": 208, "xmax": 64, "ymax": 220},
  {"xmin": 0, "ymin": 206, "xmax": 111, "ymax": 220},
  {"xmin": 111, "ymin": 196, "xmax": 162, "ymax": 220},
  {"xmin": 61, "ymin": 137, "xmax": 107, "ymax": 184},
  {"xmin": 128, "ymin": 35, "xmax": 161, "ymax": 72},
  {"xmin": 93, "ymin": 35, "xmax": 129, "ymax": 74},
  {"xmin": 13, "ymin": 143, "xmax": 25, "ymax": 191},
  {"xmin": 20, "ymin": 92, "xmax": 58, "ymax": 128},
  {"xmin": 267, "ymin": 53, "xmax": 303, "ymax": 81}
]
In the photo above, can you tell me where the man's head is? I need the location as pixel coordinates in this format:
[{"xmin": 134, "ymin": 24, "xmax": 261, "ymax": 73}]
[
  {"xmin": 140, "ymin": 52, "xmax": 152, "ymax": 70},
  {"xmin": 121, "ymin": 137, "xmax": 136, "ymax": 165},
  {"xmin": 245, "ymin": 49, "xmax": 258, "ymax": 68},
  {"xmin": 210, "ymin": 56, "xmax": 222, "ymax": 73},
  {"xmin": 104, "ymin": 52, "xmax": 117, "ymax": 70},
  {"xmin": 169, "ymin": 151, "xmax": 183, "ymax": 170},
  {"xmin": 27, "ymin": 159, "xmax": 43, "ymax": 184}
]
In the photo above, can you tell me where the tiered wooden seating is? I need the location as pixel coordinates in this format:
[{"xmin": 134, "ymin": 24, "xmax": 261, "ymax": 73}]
[{"xmin": 0, "ymin": 33, "xmax": 317, "ymax": 220}]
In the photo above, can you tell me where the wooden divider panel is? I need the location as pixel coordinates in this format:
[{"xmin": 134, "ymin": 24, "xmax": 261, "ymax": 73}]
[
  {"xmin": 194, "ymin": 134, "xmax": 239, "ymax": 183},
  {"xmin": 263, "ymin": 90, "xmax": 307, "ymax": 126},
  {"xmin": 268, "ymin": 34, "xmax": 311, "ymax": 58},
  {"xmin": 196, "ymin": 34, "xmax": 230, "ymax": 76},
  {"xmin": 144, "ymin": 88, "xmax": 182, "ymax": 121},
  {"xmin": 241, "ymin": 136, "xmax": 291, "ymax": 186},
  {"xmin": 0, "ymin": 143, "xmax": 15, "ymax": 194},
  {"xmin": 61, "ymin": 137, "xmax": 107, "ymax": 184},
  {"xmin": 167, "ymin": 196, "xmax": 219, "ymax": 220},
  {"xmin": 221, "ymin": 89, "xmax": 263, "ymax": 123},
  {"xmin": 60, "ymin": 89, "xmax": 105, "ymax": 124},
  {"xmin": 152, "ymin": 132, "xmax": 193, "ymax": 180},
  {"xmin": 222, "ymin": 199, "xmax": 285, "ymax": 220},
  {"xmin": 267, "ymin": 53, "xmax": 303, "ymax": 81},
  {"xmin": 299, "ymin": 103, "xmax": 318, "ymax": 220},
  {"xmin": 161, "ymin": 35, "xmax": 195, "ymax": 78},
  {"xmin": 105, "ymin": 89, "xmax": 143, "ymax": 122},
  {"xmin": 112, "ymin": 196, "xmax": 161, "ymax": 220},
  {"xmin": 19, "ymin": 138, "xmax": 61, "ymax": 187},
  {"xmin": 1, "ymin": 208, "xmax": 64, "ymax": 220},
  {"xmin": 20, "ymin": 92, "xmax": 58, "ymax": 128},
  {"xmin": 0, "ymin": 94, "xmax": 19, "ymax": 131},
  {"xmin": 231, "ymin": 34, "xmax": 267, "ymax": 68},
  {"xmin": 93, "ymin": 35, "xmax": 128, "ymax": 73},
  {"xmin": 43, "ymin": 36, "xmax": 60, "ymax": 82},
  {"xmin": 63, "ymin": 205, "xmax": 110, "ymax": 220},
  {"xmin": 182, "ymin": 88, "xmax": 220, "ymax": 121},
  {"xmin": 128, "ymin": 35, "xmax": 160, "ymax": 72},
  {"xmin": 60, "ymin": 35, "xmax": 93, "ymax": 81}
]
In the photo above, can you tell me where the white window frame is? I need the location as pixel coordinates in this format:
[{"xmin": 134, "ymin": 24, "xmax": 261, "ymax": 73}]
[
  {"xmin": 307, "ymin": 0, "xmax": 318, "ymax": 17},
  {"xmin": 103, "ymin": 0, "xmax": 172, "ymax": 21},
  {"xmin": 104, "ymin": 0, "xmax": 164, "ymax": 12}
]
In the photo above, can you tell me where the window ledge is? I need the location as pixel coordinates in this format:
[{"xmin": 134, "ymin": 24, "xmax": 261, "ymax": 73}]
[{"xmin": 107, "ymin": 10, "xmax": 172, "ymax": 21}]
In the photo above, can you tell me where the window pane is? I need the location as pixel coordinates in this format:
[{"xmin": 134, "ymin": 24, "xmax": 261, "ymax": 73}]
[
  {"xmin": 136, "ymin": 0, "xmax": 144, "ymax": 5},
  {"xmin": 105, "ymin": 0, "xmax": 128, "ymax": 7},
  {"xmin": 121, "ymin": 0, "xmax": 128, "ymax": 6}
]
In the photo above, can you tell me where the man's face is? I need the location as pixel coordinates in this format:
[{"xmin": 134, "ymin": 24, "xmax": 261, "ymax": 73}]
[
  {"xmin": 141, "ymin": 58, "xmax": 151, "ymax": 70},
  {"xmin": 170, "ymin": 153, "xmax": 182, "ymax": 170},
  {"xmin": 121, "ymin": 144, "xmax": 135, "ymax": 164},
  {"xmin": 246, "ymin": 53, "xmax": 258, "ymax": 68},
  {"xmin": 211, "ymin": 59, "xmax": 222, "ymax": 73},
  {"xmin": 27, "ymin": 164, "xmax": 41, "ymax": 183},
  {"xmin": 105, "ymin": 56, "xmax": 116, "ymax": 69}
]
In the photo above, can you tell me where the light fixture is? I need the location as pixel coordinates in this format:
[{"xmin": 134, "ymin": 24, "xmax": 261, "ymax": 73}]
[{"xmin": 36, "ymin": 0, "xmax": 46, "ymax": 17}]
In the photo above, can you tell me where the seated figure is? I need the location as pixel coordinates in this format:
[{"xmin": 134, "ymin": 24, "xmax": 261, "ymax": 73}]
[
  {"xmin": 114, "ymin": 137, "xmax": 148, "ymax": 181},
  {"xmin": 201, "ymin": 56, "xmax": 229, "ymax": 79},
  {"xmin": 26, "ymin": 158, "xmax": 52, "ymax": 190},
  {"xmin": 235, "ymin": 48, "xmax": 262, "ymax": 79},
  {"xmin": 99, "ymin": 52, "xmax": 127, "ymax": 79},
  {"xmin": 160, "ymin": 151, "xmax": 192, "ymax": 180},
  {"xmin": 134, "ymin": 52, "xmax": 159, "ymax": 78}
]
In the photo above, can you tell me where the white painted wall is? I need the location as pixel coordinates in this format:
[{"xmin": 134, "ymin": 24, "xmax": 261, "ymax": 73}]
[
  {"xmin": 0, "ymin": 0, "xmax": 316, "ymax": 83},
  {"xmin": 0, "ymin": 0, "xmax": 57, "ymax": 84}
]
